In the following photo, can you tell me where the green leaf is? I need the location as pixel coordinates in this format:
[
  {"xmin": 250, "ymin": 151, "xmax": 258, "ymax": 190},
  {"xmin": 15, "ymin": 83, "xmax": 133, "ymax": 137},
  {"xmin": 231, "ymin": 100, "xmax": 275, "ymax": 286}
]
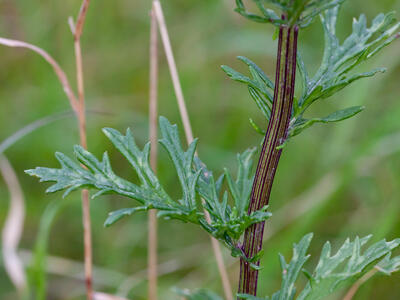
[
  {"xmin": 298, "ymin": 236, "xmax": 400, "ymax": 300},
  {"xmin": 376, "ymin": 253, "xmax": 400, "ymax": 275},
  {"xmin": 224, "ymin": 148, "xmax": 256, "ymax": 216},
  {"xmin": 249, "ymin": 86, "xmax": 271, "ymax": 121},
  {"xmin": 104, "ymin": 206, "xmax": 151, "ymax": 227},
  {"xmin": 175, "ymin": 288, "xmax": 223, "ymax": 300},
  {"xmin": 234, "ymin": 0, "xmax": 346, "ymax": 28},
  {"xmin": 221, "ymin": 64, "xmax": 273, "ymax": 103},
  {"xmin": 222, "ymin": 56, "xmax": 274, "ymax": 133},
  {"xmin": 231, "ymin": 3, "xmax": 399, "ymax": 140},
  {"xmin": 234, "ymin": 0, "xmax": 283, "ymax": 26},
  {"xmin": 285, "ymin": 5, "xmax": 399, "ymax": 138},
  {"xmin": 25, "ymin": 119, "xmax": 198, "ymax": 225},
  {"xmin": 277, "ymin": 233, "xmax": 313, "ymax": 300},
  {"xmin": 238, "ymin": 56, "xmax": 274, "ymax": 90},
  {"xmin": 26, "ymin": 117, "xmax": 270, "ymax": 256},
  {"xmin": 195, "ymin": 148, "xmax": 271, "ymax": 243},
  {"xmin": 245, "ymin": 234, "xmax": 400, "ymax": 300},
  {"xmin": 159, "ymin": 117, "xmax": 201, "ymax": 210},
  {"xmin": 289, "ymin": 106, "xmax": 364, "ymax": 137},
  {"xmin": 249, "ymin": 118, "xmax": 267, "ymax": 135},
  {"xmin": 298, "ymin": 6, "xmax": 400, "ymax": 111},
  {"xmin": 102, "ymin": 127, "xmax": 166, "ymax": 195},
  {"xmin": 28, "ymin": 199, "xmax": 66, "ymax": 300}
]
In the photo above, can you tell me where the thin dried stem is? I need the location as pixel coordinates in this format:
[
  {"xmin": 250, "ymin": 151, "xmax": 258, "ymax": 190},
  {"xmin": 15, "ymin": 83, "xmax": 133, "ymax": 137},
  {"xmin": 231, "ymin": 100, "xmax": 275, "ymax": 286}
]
[
  {"xmin": 148, "ymin": 7, "xmax": 159, "ymax": 300},
  {"xmin": 343, "ymin": 268, "xmax": 379, "ymax": 300},
  {"xmin": 0, "ymin": 37, "xmax": 79, "ymax": 113},
  {"xmin": 75, "ymin": 0, "xmax": 91, "ymax": 41},
  {"xmin": 71, "ymin": 1, "xmax": 92, "ymax": 299},
  {"xmin": 153, "ymin": 1, "xmax": 233, "ymax": 299},
  {"xmin": 0, "ymin": 155, "xmax": 27, "ymax": 295},
  {"xmin": 152, "ymin": 0, "xmax": 194, "ymax": 144},
  {"xmin": 0, "ymin": 2, "xmax": 93, "ymax": 298}
]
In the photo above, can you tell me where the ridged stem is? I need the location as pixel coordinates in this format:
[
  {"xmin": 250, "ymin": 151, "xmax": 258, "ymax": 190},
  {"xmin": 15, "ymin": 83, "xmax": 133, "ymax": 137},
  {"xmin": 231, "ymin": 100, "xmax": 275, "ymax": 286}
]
[{"xmin": 238, "ymin": 24, "xmax": 298, "ymax": 298}]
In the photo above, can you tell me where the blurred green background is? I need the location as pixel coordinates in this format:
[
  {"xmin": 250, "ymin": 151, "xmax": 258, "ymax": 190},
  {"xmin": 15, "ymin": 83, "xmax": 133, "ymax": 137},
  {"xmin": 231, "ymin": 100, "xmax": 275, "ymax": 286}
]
[{"xmin": 1, "ymin": 0, "xmax": 400, "ymax": 299}]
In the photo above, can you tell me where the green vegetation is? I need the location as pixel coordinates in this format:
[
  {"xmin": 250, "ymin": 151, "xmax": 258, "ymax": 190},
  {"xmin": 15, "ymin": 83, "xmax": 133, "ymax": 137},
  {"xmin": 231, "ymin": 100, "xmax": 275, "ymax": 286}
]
[{"xmin": 1, "ymin": 0, "xmax": 400, "ymax": 299}]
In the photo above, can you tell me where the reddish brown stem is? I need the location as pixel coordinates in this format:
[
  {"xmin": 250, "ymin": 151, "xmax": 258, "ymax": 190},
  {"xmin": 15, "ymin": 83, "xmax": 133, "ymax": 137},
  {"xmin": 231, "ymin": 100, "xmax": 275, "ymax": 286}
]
[{"xmin": 238, "ymin": 25, "xmax": 298, "ymax": 298}]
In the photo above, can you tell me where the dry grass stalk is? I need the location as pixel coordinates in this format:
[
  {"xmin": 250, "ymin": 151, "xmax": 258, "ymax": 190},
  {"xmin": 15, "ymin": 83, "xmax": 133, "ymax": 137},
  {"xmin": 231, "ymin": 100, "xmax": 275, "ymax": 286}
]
[
  {"xmin": 1, "ymin": 0, "xmax": 93, "ymax": 298},
  {"xmin": 0, "ymin": 156, "xmax": 27, "ymax": 295},
  {"xmin": 0, "ymin": 38, "xmax": 79, "ymax": 113},
  {"xmin": 69, "ymin": 0, "xmax": 93, "ymax": 299},
  {"xmin": 342, "ymin": 268, "xmax": 379, "ymax": 300},
  {"xmin": 148, "ymin": 6, "xmax": 159, "ymax": 300},
  {"xmin": 152, "ymin": 0, "xmax": 194, "ymax": 144},
  {"xmin": 152, "ymin": 1, "xmax": 233, "ymax": 299}
]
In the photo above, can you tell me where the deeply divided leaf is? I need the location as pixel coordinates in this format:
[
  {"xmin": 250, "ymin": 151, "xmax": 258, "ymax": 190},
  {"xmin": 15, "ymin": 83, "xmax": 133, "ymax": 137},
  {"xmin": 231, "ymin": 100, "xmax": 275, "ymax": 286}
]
[
  {"xmin": 226, "ymin": 1, "xmax": 399, "ymax": 140},
  {"xmin": 26, "ymin": 117, "xmax": 270, "ymax": 256},
  {"xmin": 239, "ymin": 234, "xmax": 400, "ymax": 300},
  {"xmin": 234, "ymin": 0, "xmax": 346, "ymax": 28}
]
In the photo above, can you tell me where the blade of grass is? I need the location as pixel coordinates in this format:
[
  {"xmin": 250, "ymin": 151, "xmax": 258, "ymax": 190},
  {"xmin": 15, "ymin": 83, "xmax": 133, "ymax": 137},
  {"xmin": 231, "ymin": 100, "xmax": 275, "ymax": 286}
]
[
  {"xmin": 0, "ymin": 111, "xmax": 75, "ymax": 155},
  {"xmin": 28, "ymin": 199, "xmax": 66, "ymax": 300},
  {"xmin": 148, "ymin": 6, "xmax": 159, "ymax": 300},
  {"xmin": 0, "ymin": 110, "xmax": 83, "ymax": 299},
  {"xmin": 152, "ymin": 1, "xmax": 233, "ymax": 299},
  {"xmin": 0, "ymin": 155, "xmax": 27, "ymax": 297}
]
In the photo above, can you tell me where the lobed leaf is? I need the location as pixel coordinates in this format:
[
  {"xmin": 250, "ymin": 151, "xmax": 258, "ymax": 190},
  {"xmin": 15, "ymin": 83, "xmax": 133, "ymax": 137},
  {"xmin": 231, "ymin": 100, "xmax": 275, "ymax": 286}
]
[
  {"xmin": 26, "ymin": 117, "xmax": 271, "ymax": 256},
  {"xmin": 222, "ymin": 56, "xmax": 274, "ymax": 131},
  {"xmin": 289, "ymin": 106, "xmax": 364, "ymax": 137},
  {"xmin": 240, "ymin": 234, "xmax": 400, "ymax": 300},
  {"xmin": 298, "ymin": 236, "xmax": 400, "ymax": 300},
  {"xmin": 224, "ymin": 148, "xmax": 256, "ymax": 215},
  {"xmin": 376, "ymin": 253, "xmax": 400, "ymax": 275},
  {"xmin": 234, "ymin": 0, "xmax": 346, "ymax": 28},
  {"xmin": 175, "ymin": 288, "xmax": 223, "ymax": 300},
  {"xmin": 296, "ymin": 6, "xmax": 400, "ymax": 112},
  {"xmin": 231, "ymin": 2, "xmax": 399, "ymax": 139}
]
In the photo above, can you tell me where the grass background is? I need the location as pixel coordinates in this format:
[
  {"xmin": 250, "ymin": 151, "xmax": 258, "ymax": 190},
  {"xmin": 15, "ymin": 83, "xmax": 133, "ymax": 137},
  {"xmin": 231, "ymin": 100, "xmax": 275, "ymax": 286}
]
[{"xmin": 0, "ymin": 0, "xmax": 400, "ymax": 299}]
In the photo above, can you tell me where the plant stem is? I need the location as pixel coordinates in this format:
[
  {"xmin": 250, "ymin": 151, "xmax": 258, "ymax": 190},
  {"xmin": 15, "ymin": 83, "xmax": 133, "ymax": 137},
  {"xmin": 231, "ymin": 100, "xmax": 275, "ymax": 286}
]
[
  {"xmin": 153, "ymin": 1, "xmax": 233, "ymax": 299},
  {"xmin": 148, "ymin": 7, "xmax": 159, "ymax": 300},
  {"xmin": 238, "ymin": 24, "xmax": 298, "ymax": 298},
  {"xmin": 73, "ymin": 1, "xmax": 92, "ymax": 299},
  {"xmin": 342, "ymin": 268, "xmax": 378, "ymax": 300}
]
